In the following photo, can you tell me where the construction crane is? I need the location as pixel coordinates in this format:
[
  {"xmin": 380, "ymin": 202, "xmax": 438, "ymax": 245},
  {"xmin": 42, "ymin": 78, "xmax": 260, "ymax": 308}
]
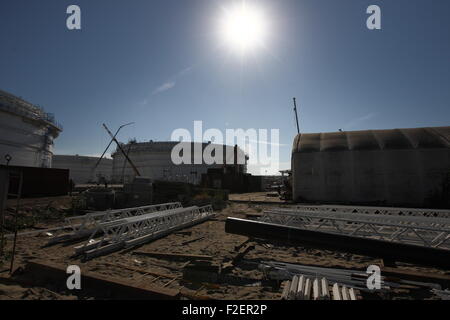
[
  {"xmin": 293, "ymin": 97, "xmax": 300, "ymax": 135},
  {"xmin": 102, "ymin": 123, "xmax": 141, "ymax": 177},
  {"xmin": 89, "ymin": 122, "xmax": 135, "ymax": 182}
]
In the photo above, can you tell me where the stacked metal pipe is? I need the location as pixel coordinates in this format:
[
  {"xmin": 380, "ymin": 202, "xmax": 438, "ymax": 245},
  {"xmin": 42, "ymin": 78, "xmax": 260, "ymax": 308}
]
[
  {"xmin": 260, "ymin": 261, "xmax": 391, "ymax": 291},
  {"xmin": 281, "ymin": 274, "xmax": 357, "ymax": 300}
]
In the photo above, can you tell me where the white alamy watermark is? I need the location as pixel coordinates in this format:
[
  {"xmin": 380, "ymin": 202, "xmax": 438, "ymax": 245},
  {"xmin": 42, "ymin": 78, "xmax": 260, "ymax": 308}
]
[
  {"xmin": 66, "ymin": 5, "xmax": 81, "ymax": 30},
  {"xmin": 367, "ymin": 5, "xmax": 381, "ymax": 30},
  {"xmin": 63, "ymin": 4, "xmax": 379, "ymax": 32},
  {"xmin": 66, "ymin": 265, "xmax": 81, "ymax": 290},
  {"xmin": 366, "ymin": 265, "xmax": 382, "ymax": 290},
  {"xmin": 170, "ymin": 121, "xmax": 280, "ymax": 175}
]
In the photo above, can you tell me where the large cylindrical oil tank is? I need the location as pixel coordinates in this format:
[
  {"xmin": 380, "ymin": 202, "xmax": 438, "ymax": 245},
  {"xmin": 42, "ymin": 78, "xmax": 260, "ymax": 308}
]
[
  {"xmin": 292, "ymin": 126, "xmax": 450, "ymax": 208},
  {"xmin": 0, "ymin": 89, "xmax": 62, "ymax": 168},
  {"xmin": 111, "ymin": 141, "xmax": 247, "ymax": 184},
  {"xmin": 52, "ymin": 155, "xmax": 113, "ymax": 185}
]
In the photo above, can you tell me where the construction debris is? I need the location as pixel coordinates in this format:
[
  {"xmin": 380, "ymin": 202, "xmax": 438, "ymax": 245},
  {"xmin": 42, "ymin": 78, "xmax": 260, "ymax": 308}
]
[
  {"xmin": 183, "ymin": 260, "xmax": 221, "ymax": 284},
  {"xmin": 181, "ymin": 236, "xmax": 206, "ymax": 246},
  {"xmin": 431, "ymin": 289, "xmax": 450, "ymax": 300},
  {"xmin": 132, "ymin": 251, "xmax": 212, "ymax": 261},
  {"xmin": 2, "ymin": 197, "xmax": 448, "ymax": 300}
]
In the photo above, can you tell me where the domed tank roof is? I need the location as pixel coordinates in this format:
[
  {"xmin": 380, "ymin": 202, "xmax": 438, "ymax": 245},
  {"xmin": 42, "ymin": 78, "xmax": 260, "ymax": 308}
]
[{"xmin": 293, "ymin": 126, "xmax": 450, "ymax": 153}]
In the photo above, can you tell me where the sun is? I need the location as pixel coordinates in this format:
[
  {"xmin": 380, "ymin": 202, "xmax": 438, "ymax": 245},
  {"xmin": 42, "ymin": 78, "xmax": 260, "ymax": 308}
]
[{"xmin": 220, "ymin": 2, "xmax": 268, "ymax": 54}]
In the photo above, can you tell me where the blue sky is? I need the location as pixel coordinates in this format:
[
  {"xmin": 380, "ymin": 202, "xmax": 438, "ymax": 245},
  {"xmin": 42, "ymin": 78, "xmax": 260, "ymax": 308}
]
[{"xmin": 1, "ymin": 0, "xmax": 450, "ymax": 174}]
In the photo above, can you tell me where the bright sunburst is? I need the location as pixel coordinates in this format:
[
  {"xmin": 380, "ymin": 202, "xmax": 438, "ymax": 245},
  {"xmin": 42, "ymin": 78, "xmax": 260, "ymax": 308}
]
[{"xmin": 220, "ymin": 2, "xmax": 268, "ymax": 54}]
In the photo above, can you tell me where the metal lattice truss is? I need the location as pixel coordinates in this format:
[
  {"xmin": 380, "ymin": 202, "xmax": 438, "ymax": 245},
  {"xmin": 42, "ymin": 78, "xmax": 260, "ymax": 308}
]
[
  {"xmin": 292, "ymin": 205, "xmax": 450, "ymax": 218},
  {"xmin": 259, "ymin": 209, "xmax": 450, "ymax": 250},
  {"xmin": 75, "ymin": 205, "xmax": 215, "ymax": 259},
  {"xmin": 48, "ymin": 202, "xmax": 182, "ymax": 244}
]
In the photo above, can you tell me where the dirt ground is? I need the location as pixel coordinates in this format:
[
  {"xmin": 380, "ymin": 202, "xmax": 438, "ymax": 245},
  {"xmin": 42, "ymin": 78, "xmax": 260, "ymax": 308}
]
[
  {"xmin": 0, "ymin": 196, "xmax": 449, "ymax": 300},
  {"xmin": 229, "ymin": 192, "xmax": 284, "ymax": 203}
]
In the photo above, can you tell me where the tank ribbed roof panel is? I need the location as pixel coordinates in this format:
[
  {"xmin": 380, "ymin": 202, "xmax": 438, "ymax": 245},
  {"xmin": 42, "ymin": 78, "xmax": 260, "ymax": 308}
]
[{"xmin": 293, "ymin": 126, "xmax": 450, "ymax": 153}]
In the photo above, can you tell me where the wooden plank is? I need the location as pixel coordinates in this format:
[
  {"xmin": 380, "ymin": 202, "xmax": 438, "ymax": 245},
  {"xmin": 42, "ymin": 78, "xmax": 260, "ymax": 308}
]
[
  {"xmin": 233, "ymin": 244, "xmax": 255, "ymax": 263},
  {"xmin": 381, "ymin": 266, "xmax": 450, "ymax": 287},
  {"xmin": 349, "ymin": 288, "xmax": 357, "ymax": 300},
  {"xmin": 18, "ymin": 260, "xmax": 179, "ymax": 300},
  {"xmin": 133, "ymin": 251, "xmax": 212, "ymax": 261},
  {"xmin": 341, "ymin": 286, "xmax": 349, "ymax": 300},
  {"xmin": 332, "ymin": 283, "xmax": 341, "ymax": 300},
  {"xmin": 101, "ymin": 262, "xmax": 178, "ymax": 280},
  {"xmin": 181, "ymin": 237, "xmax": 205, "ymax": 246},
  {"xmin": 296, "ymin": 275, "xmax": 305, "ymax": 300},
  {"xmin": 304, "ymin": 278, "xmax": 311, "ymax": 300},
  {"xmin": 281, "ymin": 280, "xmax": 291, "ymax": 300},
  {"xmin": 312, "ymin": 278, "xmax": 320, "ymax": 300},
  {"xmin": 289, "ymin": 275, "xmax": 299, "ymax": 300},
  {"xmin": 321, "ymin": 278, "xmax": 330, "ymax": 300},
  {"xmin": 234, "ymin": 238, "xmax": 250, "ymax": 251},
  {"xmin": 180, "ymin": 288, "xmax": 211, "ymax": 300}
]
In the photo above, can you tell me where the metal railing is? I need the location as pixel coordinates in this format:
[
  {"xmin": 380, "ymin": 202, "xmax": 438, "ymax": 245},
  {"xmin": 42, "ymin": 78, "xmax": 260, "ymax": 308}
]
[{"xmin": 0, "ymin": 93, "xmax": 63, "ymax": 130}]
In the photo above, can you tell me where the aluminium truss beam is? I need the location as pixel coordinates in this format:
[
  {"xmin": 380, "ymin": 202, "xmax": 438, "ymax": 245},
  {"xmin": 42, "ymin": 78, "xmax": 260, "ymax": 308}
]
[
  {"xmin": 76, "ymin": 205, "xmax": 215, "ymax": 260},
  {"xmin": 292, "ymin": 205, "xmax": 450, "ymax": 218},
  {"xmin": 225, "ymin": 217, "xmax": 450, "ymax": 269},
  {"xmin": 47, "ymin": 202, "xmax": 182, "ymax": 245},
  {"xmin": 259, "ymin": 210, "xmax": 450, "ymax": 250}
]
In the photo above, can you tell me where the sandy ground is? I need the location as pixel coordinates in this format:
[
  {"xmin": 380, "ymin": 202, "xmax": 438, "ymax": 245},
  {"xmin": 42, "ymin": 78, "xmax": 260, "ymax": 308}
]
[
  {"xmin": 229, "ymin": 192, "xmax": 284, "ymax": 203},
  {"xmin": 0, "ymin": 197, "xmax": 449, "ymax": 300}
]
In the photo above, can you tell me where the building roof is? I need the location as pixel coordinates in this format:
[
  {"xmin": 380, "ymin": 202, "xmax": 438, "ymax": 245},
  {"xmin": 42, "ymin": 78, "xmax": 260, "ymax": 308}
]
[{"xmin": 292, "ymin": 126, "xmax": 450, "ymax": 153}]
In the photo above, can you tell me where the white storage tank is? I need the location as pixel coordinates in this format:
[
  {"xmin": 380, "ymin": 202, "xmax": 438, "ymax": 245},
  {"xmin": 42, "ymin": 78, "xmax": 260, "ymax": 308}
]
[
  {"xmin": 292, "ymin": 126, "xmax": 450, "ymax": 208},
  {"xmin": 0, "ymin": 89, "xmax": 62, "ymax": 168},
  {"xmin": 52, "ymin": 155, "xmax": 113, "ymax": 185},
  {"xmin": 111, "ymin": 141, "xmax": 247, "ymax": 184}
]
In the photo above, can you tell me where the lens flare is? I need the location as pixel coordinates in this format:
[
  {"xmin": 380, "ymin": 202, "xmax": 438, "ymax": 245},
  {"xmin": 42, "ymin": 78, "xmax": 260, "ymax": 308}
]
[{"xmin": 220, "ymin": 3, "xmax": 268, "ymax": 53}]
